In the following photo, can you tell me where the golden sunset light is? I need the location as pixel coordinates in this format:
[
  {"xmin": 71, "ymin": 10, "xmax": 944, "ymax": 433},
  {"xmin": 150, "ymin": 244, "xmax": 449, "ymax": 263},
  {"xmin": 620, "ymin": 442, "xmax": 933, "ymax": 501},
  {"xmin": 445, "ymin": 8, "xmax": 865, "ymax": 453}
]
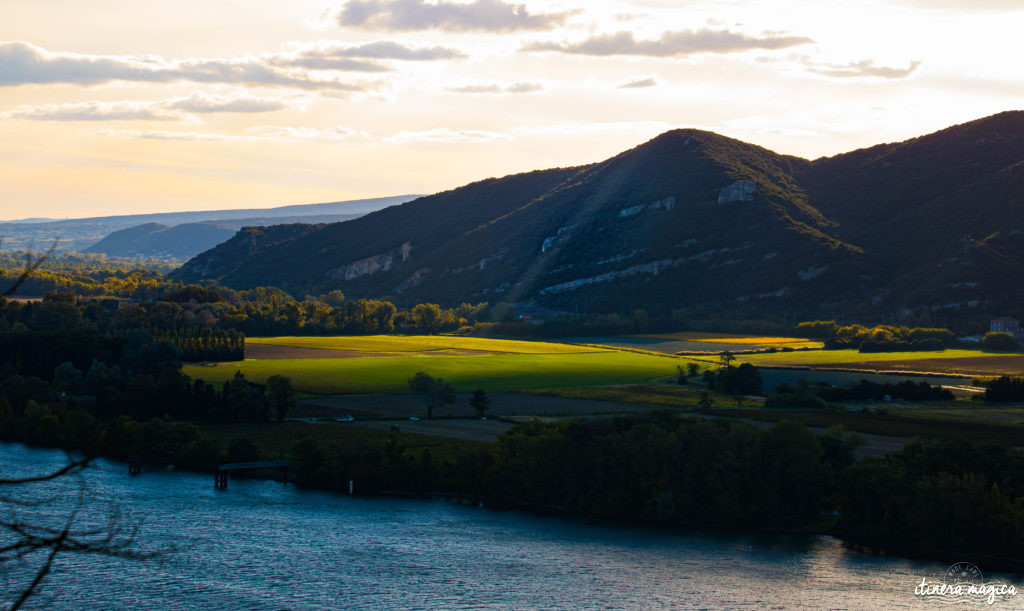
[{"xmin": 3, "ymin": 0, "xmax": 1021, "ymax": 219}]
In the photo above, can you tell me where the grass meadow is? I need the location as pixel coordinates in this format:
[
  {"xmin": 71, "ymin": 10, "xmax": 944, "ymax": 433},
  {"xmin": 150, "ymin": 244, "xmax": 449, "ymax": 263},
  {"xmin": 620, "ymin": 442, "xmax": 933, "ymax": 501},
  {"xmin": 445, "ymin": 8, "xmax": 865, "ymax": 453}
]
[{"xmin": 186, "ymin": 336, "xmax": 686, "ymax": 394}]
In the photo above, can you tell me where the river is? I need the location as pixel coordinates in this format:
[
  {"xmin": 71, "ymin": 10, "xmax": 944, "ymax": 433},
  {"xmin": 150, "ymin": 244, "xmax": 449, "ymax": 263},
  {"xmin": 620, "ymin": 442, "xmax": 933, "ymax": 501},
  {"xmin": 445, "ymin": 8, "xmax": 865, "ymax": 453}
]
[{"xmin": 2, "ymin": 442, "xmax": 1021, "ymax": 609}]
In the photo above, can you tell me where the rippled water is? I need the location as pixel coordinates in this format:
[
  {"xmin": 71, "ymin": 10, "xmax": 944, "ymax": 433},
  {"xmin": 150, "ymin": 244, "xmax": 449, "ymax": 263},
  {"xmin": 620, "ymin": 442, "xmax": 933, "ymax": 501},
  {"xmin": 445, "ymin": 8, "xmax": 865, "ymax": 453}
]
[{"xmin": 2, "ymin": 442, "xmax": 1022, "ymax": 609}]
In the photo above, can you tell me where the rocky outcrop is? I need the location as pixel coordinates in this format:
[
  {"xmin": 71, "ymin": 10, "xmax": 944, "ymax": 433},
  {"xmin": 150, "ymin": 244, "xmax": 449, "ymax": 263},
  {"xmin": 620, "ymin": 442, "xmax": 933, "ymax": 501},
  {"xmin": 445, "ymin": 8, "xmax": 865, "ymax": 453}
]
[
  {"xmin": 329, "ymin": 241, "xmax": 412, "ymax": 280},
  {"xmin": 395, "ymin": 268, "xmax": 430, "ymax": 293},
  {"xmin": 718, "ymin": 181, "xmax": 756, "ymax": 204}
]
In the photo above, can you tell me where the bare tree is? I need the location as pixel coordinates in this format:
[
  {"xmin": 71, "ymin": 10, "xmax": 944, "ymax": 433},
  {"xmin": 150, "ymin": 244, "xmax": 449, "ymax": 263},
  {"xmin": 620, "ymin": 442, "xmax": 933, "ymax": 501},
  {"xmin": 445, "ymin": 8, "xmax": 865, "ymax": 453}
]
[
  {"xmin": 1, "ymin": 454, "xmax": 159, "ymax": 609},
  {"xmin": 1, "ymin": 241, "xmax": 159, "ymax": 607},
  {"xmin": 0, "ymin": 238, "xmax": 57, "ymax": 299}
]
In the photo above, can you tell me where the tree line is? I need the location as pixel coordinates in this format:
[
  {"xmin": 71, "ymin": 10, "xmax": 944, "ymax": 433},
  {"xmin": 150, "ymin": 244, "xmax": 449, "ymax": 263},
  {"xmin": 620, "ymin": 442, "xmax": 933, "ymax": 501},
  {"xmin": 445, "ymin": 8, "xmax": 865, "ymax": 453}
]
[
  {"xmin": 0, "ymin": 290, "xmax": 488, "ymax": 340},
  {"xmin": 794, "ymin": 321, "xmax": 957, "ymax": 351}
]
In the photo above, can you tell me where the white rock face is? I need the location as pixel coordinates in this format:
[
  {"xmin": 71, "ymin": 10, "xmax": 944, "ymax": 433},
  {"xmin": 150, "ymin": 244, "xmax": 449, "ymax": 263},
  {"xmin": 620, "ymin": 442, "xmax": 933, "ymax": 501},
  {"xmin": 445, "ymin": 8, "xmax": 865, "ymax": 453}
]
[
  {"xmin": 717, "ymin": 181, "xmax": 756, "ymax": 204},
  {"xmin": 330, "ymin": 241, "xmax": 412, "ymax": 280},
  {"xmin": 596, "ymin": 249, "xmax": 643, "ymax": 265},
  {"xmin": 394, "ymin": 268, "xmax": 430, "ymax": 293},
  {"xmin": 538, "ymin": 245, "xmax": 747, "ymax": 295},
  {"xmin": 649, "ymin": 196, "xmax": 676, "ymax": 211},
  {"xmin": 797, "ymin": 265, "xmax": 827, "ymax": 281},
  {"xmin": 541, "ymin": 225, "xmax": 576, "ymax": 253},
  {"xmin": 618, "ymin": 196, "xmax": 676, "ymax": 218}
]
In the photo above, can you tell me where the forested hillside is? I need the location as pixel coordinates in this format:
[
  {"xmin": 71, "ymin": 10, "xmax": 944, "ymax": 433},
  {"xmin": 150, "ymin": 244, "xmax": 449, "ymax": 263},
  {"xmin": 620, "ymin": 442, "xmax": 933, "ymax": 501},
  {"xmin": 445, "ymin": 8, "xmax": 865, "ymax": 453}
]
[{"xmin": 175, "ymin": 111, "xmax": 1024, "ymax": 320}]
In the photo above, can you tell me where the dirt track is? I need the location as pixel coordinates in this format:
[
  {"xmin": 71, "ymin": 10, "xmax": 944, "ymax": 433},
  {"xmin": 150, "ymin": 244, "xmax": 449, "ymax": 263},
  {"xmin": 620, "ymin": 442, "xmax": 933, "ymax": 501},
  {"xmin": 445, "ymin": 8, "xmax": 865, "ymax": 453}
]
[
  {"xmin": 244, "ymin": 344, "xmax": 398, "ymax": 359},
  {"xmin": 244, "ymin": 343, "xmax": 497, "ymax": 359}
]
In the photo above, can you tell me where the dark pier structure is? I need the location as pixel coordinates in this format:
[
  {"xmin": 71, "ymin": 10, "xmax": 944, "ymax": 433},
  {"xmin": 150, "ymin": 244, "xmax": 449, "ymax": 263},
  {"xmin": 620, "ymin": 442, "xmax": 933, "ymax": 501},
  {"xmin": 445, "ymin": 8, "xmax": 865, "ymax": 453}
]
[{"xmin": 214, "ymin": 461, "xmax": 292, "ymax": 489}]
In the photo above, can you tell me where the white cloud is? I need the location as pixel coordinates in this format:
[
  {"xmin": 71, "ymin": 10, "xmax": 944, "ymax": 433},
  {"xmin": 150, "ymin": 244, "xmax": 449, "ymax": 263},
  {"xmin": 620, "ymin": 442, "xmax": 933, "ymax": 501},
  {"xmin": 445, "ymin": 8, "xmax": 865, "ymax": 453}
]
[
  {"xmin": 337, "ymin": 0, "xmax": 576, "ymax": 32},
  {"xmin": 244, "ymin": 125, "xmax": 370, "ymax": 140},
  {"xmin": 890, "ymin": 0, "xmax": 1024, "ymax": 10},
  {"xmin": 100, "ymin": 123, "xmax": 369, "ymax": 142},
  {"xmin": 803, "ymin": 58, "xmax": 923, "ymax": 79},
  {"xmin": 3, "ymin": 101, "xmax": 181, "ymax": 122},
  {"xmin": 326, "ymin": 40, "xmax": 465, "ymax": 60},
  {"xmin": 617, "ymin": 76, "xmax": 658, "ymax": 89},
  {"xmin": 2, "ymin": 92, "xmax": 292, "ymax": 122},
  {"xmin": 523, "ymin": 28, "xmax": 813, "ymax": 57},
  {"xmin": 98, "ymin": 129, "xmax": 233, "ymax": 141},
  {"xmin": 0, "ymin": 41, "xmax": 371, "ymax": 90},
  {"xmin": 386, "ymin": 128, "xmax": 514, "ymax": 143},
  {"xmin": 275, "ymin": 40, "xmax": 464, "ymax": 72},
  {"xmin": 446, "ymin": 80, "xmax": 543, "ymax": 94},
  {"xmin": 512, "ymin": 121, "xmax": 675, "ymax": 136},
  {"xmin": 165, "ymin": 92, "xmax": 292, "ymax": 113}
]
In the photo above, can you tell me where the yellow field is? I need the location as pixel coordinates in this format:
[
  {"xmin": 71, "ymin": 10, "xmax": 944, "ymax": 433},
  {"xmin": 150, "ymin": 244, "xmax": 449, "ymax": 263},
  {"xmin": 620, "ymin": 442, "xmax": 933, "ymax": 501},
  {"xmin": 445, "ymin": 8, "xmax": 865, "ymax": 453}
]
[
  {"xmin": 623, "ymin": 332, "xmax": 823, "ymax": 350},
  {"xmin": 689, "ymin": 336, "xmax": 819, "ymax": 346}
]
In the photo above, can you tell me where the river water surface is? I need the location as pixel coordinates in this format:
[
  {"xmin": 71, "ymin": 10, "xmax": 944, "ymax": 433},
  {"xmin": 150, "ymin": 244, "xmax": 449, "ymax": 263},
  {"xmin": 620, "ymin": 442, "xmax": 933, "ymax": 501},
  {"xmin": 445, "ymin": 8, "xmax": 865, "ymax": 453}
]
[{"xmin": 2, "ymin": 442, "xmax": 1021, "ymax": 609}]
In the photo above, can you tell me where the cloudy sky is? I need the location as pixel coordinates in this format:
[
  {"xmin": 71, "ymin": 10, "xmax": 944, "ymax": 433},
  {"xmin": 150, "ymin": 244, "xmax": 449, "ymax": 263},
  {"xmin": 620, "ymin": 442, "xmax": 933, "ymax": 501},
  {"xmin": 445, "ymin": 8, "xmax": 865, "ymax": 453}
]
[{"xmin": 1, "ymin": 0, "xmax": 1021, "ymax": 220}]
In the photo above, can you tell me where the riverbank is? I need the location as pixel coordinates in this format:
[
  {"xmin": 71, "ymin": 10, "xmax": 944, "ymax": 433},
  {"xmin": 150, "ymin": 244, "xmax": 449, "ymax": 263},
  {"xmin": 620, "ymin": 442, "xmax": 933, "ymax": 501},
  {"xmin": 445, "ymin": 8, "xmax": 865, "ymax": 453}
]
[
  {"xmin": 6, "ymin": 406, "xmax": 1024, "ymax": 578},
  {"xmin": 5, "ymin": 441, "xmax": 1024, "ymax": 610}
]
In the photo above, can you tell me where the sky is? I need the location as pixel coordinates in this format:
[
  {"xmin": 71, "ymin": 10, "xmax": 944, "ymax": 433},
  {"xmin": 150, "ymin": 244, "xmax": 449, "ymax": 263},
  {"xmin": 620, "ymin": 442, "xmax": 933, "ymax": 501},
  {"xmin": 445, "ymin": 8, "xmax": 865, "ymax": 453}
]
[{"xmin": 1, "ymin": 0, "xmax": 1022, "ymax": 220}]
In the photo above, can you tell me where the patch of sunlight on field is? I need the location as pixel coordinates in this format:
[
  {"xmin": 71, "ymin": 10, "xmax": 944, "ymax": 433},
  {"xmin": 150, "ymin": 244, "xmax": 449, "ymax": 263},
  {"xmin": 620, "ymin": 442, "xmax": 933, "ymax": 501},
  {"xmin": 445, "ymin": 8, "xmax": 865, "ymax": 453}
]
[
  {"xmin": 690, "ymin": 336, "xmax": 819, "ymax": 346},
  {"xmin": 741, "ymin": 349, "xmax": 990, "ymax": 366},
  {"xmin": 246, "ymin": 335, "xmax": 601, "ymax": 355},
  {"xmin": 183, "ymin": 351, "xmax": 680, "ymax": 394},
  {"xmin": 629, "ymin": 333, "xmax": 822, "ymax": 349}
]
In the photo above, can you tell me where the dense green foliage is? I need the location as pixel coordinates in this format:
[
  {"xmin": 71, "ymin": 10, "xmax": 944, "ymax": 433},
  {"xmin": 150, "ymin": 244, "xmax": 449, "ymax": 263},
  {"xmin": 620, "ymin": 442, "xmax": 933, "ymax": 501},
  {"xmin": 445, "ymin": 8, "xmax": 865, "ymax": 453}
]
[
  {"xmin": 289, "ymin": 413, "xmax": 859, "ymax": 529},
  {"xmin": 817, "ymin": 379, "xmax": 954, "ymax": 402},
  {"xmin": 407, "ymin": 372, "xmax": 456, "ymax": 419},
  {"xmin": 480, "ymin": 416, "xmax": 844, "ymax": 527},
  {"xmin": 149, "ymin": 328, "xmax": 244, "ymax": 361},
  {"xmin": 836, "ymin": 439, "xmax": 1024, "ymax": 559},
  {"xmin": 793, "ymin": 321, "xmax": 958, "ymax": 351},
  {"xmin": 984, "ymin": 376, "xmax": 1024, "ymax": 402},
  {"xmin": 713, "ymin": 363, "xmax": 763, "ymax": 396},
  {"xmin": 982, "ymin": 331, "xmax": 1020, "ymax": 351},
  {"xmin": 0, "ymin": 286, "xmax": 488, "ymax": 342},
  {"xmin": 766, "ymin": 378, "xmax": 953, "ymax": 408},
  {"xmin": 0, "ymin": 325, "xmax": 282, "ymax": 425}
]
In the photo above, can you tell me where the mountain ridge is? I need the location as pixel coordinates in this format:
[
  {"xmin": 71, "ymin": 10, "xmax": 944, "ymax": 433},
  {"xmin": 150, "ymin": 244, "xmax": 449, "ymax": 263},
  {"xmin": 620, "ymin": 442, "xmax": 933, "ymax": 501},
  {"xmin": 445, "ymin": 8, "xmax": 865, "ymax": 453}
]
[{"xmin": 174, "ymin": 111, "xmax": 1024, "ymax": 319}]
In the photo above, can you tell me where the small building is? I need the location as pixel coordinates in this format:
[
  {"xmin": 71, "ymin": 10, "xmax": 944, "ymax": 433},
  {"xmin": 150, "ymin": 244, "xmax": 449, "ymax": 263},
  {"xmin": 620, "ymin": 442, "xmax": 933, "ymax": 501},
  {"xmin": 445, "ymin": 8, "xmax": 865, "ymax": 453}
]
[{"xmin": 990, "ymin": 317, "xmax": 1022, "ymax": 338}]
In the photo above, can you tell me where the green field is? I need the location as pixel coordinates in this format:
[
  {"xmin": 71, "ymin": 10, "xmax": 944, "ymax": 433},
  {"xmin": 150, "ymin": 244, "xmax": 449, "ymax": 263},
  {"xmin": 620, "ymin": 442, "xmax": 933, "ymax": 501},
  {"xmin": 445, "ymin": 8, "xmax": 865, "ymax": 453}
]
[
  {"xmin": 186, "ymin": 337, "xmax": 684, "ymax": 394},
  {"xmin": 248, "ymin": 335, "xmax": 599, "ymax": 354}
]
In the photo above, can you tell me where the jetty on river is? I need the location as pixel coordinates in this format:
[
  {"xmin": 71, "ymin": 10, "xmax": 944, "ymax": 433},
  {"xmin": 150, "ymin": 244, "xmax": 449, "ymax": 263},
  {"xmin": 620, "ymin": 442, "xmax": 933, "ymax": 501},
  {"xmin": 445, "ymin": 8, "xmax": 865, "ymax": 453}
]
[{"xmin": 215, "ymin": 461, "xmax": 292, "ymax": 488}]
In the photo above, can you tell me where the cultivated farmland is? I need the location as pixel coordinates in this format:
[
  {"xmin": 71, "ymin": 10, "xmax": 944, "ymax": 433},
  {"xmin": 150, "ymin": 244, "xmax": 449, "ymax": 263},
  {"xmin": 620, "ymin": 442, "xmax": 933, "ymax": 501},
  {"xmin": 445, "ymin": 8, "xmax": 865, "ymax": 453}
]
[
  {"xmin": 185, "ymin": 335, "xmax": 688, "ymax": 394},
  {"xmin": 740, "ymin": 348, "xmax": 1024, "ymax": 376}
]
